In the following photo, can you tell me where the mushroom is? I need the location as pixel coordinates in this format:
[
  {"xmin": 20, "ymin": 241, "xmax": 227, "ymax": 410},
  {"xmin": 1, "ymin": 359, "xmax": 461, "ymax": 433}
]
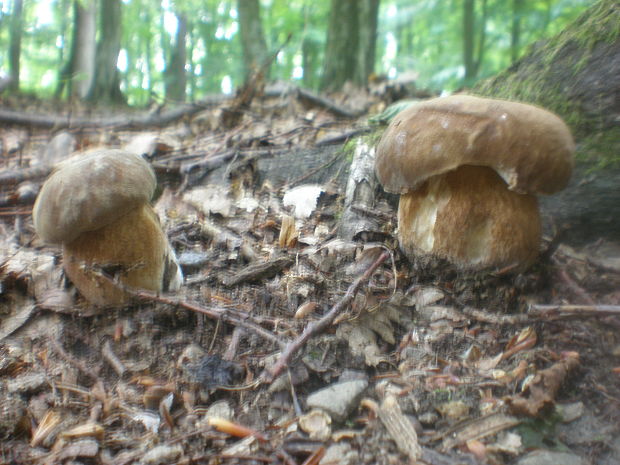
[
  {"xmin": 375, "ymin": 94, "xmax": 575, "ymax": 270},
  {"xmin": 33, "ymin": 148, "xmax": 183, "ymax": 306}
]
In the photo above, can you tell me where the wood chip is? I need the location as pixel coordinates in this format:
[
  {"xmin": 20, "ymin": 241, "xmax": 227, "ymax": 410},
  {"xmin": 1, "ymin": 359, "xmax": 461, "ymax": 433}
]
[{"xmin": 376, "ymin": 395, "xmax": 422, "ymax": 462}]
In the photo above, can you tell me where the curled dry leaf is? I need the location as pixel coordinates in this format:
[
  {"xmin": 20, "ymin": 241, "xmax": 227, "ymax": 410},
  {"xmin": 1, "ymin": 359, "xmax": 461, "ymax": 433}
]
[
  {"xmin": 299, "ymin": 409, "xmax": 332, "ymax": 441},
  {"xmin": 295, "ymin": 301, "xmax": 318, "ymax": 319},
  {"xmin": 31, "ymin": 410, "xmax": 61, "ymax": 448},
  {"xmin": 506, "ymin": 351, "xmax": 580, "ymax": 417}
]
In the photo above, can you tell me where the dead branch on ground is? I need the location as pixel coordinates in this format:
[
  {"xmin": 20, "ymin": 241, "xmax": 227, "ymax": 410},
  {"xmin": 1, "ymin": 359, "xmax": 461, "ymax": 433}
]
[{"xmin": 262, "ymin": 249, "xmax": 390, "ymax": 383}]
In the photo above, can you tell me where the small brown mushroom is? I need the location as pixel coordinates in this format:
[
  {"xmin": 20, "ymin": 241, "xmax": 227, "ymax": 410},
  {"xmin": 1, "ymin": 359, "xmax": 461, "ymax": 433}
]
[
  {"xmin": 375, "ymin": 94, "xmax": 575, "ymax": 270},
  {"xmin": 33, "ymin": 148, "xmax": 183, "ymax": 306}
]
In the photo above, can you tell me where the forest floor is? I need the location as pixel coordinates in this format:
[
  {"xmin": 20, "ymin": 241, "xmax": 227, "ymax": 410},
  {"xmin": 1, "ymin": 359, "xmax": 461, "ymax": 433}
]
[{"xmin": 0, "ymin": 84, "xmax": 619, "ymax": 465}]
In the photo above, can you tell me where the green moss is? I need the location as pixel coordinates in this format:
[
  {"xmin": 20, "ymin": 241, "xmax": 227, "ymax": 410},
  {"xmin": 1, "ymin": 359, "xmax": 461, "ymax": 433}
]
[{"xmin": 474, "ymin": 0, "xmax": 619, "ymax": 166}]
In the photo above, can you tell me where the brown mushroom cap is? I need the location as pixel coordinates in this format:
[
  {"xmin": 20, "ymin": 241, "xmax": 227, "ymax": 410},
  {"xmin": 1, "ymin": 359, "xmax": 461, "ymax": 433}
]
[
  {"xmin": 375, "ymin": 95, "xmax": 575, "ymax": 195},
  {"xmin": 33, "ymin": 148, "xmax": 156, "ymax": 244}
]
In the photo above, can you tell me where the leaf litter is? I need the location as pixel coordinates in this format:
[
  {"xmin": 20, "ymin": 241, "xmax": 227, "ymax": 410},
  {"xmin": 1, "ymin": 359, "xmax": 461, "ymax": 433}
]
[{"xmin": 0, "ymin": 82, "xmax": 619, "ymax": 464}]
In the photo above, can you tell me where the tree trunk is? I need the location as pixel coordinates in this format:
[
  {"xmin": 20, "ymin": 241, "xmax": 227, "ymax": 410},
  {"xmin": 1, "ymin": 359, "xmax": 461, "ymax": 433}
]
[
  {"xmin": 8, "ymin": 0, "xmax": 24, "ymax": 92},
  {"xmin": 511, "ymin": 0, "xmax": 524, "ymax": 63},
  {"xmin": 474, "ymin": 0, "xmax": 619, "ymax": 160},
  {"xmin": 463, "ymin": 0, "xmax": 488, "ymax": 84},
  {"xmin": 321, "ymin": 0, "xmax": 379, "ymax": 91},
  {"xmin": 71, "ymin": 0, "xmax": 97, "ymax": 99},
  {"xmin": 237, "ymin": 0, "xmax": 269, "ymax": 78},
  {"xmin": 355, "ymin": 0, "xmax": 380, "ymax": 86},
  {"xmin": 463, "ymin": 0, "xmax": 475, "ymax": 82},
  {"xmin": 164, "ymin": 12, "xmax": 188, "ymax": 102},
  {"xmin": 87, "ymin": 0, "xmax": 124, "ymax": 103}
]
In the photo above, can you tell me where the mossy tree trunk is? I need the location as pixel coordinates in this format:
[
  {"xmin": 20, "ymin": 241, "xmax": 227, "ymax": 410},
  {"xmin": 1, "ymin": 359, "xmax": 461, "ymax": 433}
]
[{"xmin": 474, "ymin": 0, "xmax": 619, "ymax": 163}]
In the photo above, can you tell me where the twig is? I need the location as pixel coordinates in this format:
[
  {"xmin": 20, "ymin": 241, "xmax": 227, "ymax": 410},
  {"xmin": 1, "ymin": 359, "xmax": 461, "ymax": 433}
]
[
  {"xmin": 102, "ymin": 340, "xmax": 127, "ymax": 377},
  {"xmin": 552, "ymin": 257, "xmax": 596, "ymax": 305},
  {"xmin": 132, "ymin": 289, "xmax": 283, "ymax": 348},
  {"xmin": 262, "ymin": 250, "xmax": 389, "ymax": 382},
  {"xmin": 222, "ymin": 256, "xmax": 294, "ymax": 287},
  {"xmin": 49, "ymin": 337, "xmax": 100, "ymax": 382},
  {"xmin": 529, "ymin": 304, "xmax": 620, "ymax": 317},
  {"xmin": 297, "ymin": 87, "xmax": 364, "ymax": 118},
  {"xmin": 461, "ymin": 307, "xmax": 528, "ymax": 325}
]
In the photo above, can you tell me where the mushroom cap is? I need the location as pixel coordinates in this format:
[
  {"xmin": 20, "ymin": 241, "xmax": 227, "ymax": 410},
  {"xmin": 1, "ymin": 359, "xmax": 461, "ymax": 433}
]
[
  {"xmin": 33, "ymin": 148, "xmax": 157, "ymax": 244},
  {"xmin": 375, "ymin": 94, "xmax": 575, "ymax": 195}
]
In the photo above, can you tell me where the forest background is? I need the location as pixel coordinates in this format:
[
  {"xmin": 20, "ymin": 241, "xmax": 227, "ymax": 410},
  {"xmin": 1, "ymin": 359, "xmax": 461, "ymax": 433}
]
[{"xmin": 0, "ymin": 0, "xmax": 594, "ymax": 106}]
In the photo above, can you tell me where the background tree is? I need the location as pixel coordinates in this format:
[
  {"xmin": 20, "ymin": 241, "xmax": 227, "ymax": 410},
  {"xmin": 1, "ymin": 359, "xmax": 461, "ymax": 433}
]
[
  {"xmin": 511, "ymin": 0, "xmax": 524, "ymax": 63},
  {"xmin": 88, "ymin": 0, "xmax": 124, "ymax": 103},
  {"xmin": 237, "ymin": 0, "xmax": 269, "ymax": 78},
  {"xmin": 0, "ymin": 0, "xmax": 595, "ymax": 103},
  {"xmin": 463, "ymin": 0, "xmax": 488, "ymax": 84},
  {"xmin": 56, "ymin": 0, "xmax": 97, "ymax": 99},
  {"xmin": 321, "ymin": 0, "xmax": 380, "ymax": 91},
  {"xmin": 164, "ymin": 11, "xmax": 188, "ymax": 102},
  {"xmin": 8, "ymin": 0, "xmax": 24, "ymax": 91}
]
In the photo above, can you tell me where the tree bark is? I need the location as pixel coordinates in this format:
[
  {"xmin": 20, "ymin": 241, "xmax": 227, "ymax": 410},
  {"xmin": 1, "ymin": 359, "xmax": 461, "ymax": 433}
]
[
  {"xmin": 164, "ymin": 12, "xmax": 188, "ymax": 102},
  {"xmin": 237, "ymin": 0, "xmax": 269, "ymax": 78},
  {"xmin": 463, "ymin": 0, "xmax": 487, "ymax": 84},
  {"xmin": 87, "ymin": 0, "xmax": 124, "ymax": 103},
  {"xmin": 322, "ymin": 0, "xmax": 357, "ymax": 91},
  {"xmin": 71, "ymin": 0, "xmax": 97, "ymax": 98},
  {"xmin": 355, "ymin": 0, "xmax": 380, "ymax": 86},
  {"xmin": 511, "ymin": 0, "xmax": 524, "ymax": 63},
  {"xmin": 322, "ymin": 0, "xmax": 379, "ymax": 91},
  {"xmin": 8, "ymin": 0, "xmax": 24, "ymax": 92}
]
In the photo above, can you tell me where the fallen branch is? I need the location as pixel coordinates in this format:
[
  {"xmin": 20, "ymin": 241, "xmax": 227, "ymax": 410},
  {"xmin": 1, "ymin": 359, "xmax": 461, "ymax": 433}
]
[
  {"xmin": 297, "ymin": 87, "xmax": 365, "ymax": 119},
  {"xmin": 0, "ymin": 97, "xmax": 226, "ymax": 129},
  {"xmin": 529, "ymin": 303, "xmax": 620, "ymax": 317},
  {"xmin": 262, "ymin": 249, "xmax": 389, "ymax": 382}
]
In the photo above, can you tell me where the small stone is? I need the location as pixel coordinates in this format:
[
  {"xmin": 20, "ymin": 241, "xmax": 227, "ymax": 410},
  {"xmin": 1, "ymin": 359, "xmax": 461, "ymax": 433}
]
[
  {"xmin": 307, "ymin": 379, "xmax": 368, "ymax": 422},
  {"xmin": 516, "ymin": 450, "xmax": 586, "ymax": 465},
  {"xmin": 320, "ymin": 442, "xmax": 359, "ymax": 465},
  {"xmin": 205, "ymin": 401, "xmax": 233, "ymax": 421},
  {"xmin": 556, "ymin": 401, "xmax": 584, "ymax": 423},
  {"xmin": 140, "ymin": 444, "xmax": 184, "ymax": 465}
]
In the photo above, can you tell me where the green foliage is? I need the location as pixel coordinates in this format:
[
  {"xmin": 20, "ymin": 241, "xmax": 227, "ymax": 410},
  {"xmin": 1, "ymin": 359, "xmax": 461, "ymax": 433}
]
[
  {"xmin": 516, "ymin": 413, "xmax": 571, "ymax": 452},
  {"xmin": 0, "ymin": 0, "xmax": 594, "ymax": 102},
  {"xmin": 379, "ymin": 0, "xmax": 594, "ymax": 91}
]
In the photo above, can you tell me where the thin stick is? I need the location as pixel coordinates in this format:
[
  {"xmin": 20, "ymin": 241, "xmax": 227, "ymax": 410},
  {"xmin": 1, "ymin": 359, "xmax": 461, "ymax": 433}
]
[
  {"xmin": 529, "ymin": 304, "xmax": 620, "ymax": 316},
  {"xmin": 263, "ymin": 250, "xmax": 389, "ymax": 382},
  {"xmin": 133, "ymin": 290, "xmax": 283, "ymax": 348}
]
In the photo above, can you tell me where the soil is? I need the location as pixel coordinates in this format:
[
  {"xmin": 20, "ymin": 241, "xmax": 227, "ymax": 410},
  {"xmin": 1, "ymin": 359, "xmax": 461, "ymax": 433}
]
[{"xmin": 0, "ymin": 87, "xmax": 619, "ymax": 465}]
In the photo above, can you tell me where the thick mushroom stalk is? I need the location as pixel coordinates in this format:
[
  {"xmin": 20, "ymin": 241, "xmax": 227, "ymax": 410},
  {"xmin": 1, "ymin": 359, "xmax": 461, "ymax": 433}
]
[
  {"xmin": 375, "ymin": 95, "xmax": 575, "ymax": 270},
  {"xmin": 33, "ymin": 148, "xmax": 183, "ymax": 306}
]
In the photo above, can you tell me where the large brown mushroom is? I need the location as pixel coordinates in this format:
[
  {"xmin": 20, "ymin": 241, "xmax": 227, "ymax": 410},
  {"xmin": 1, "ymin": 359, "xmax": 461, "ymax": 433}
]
[
  {"xmin": 375, "ymin": 94, "xmax": 575, "ymax": 270},
  {"xmin": 33, "ymin": 148, "xmax": 183, "ymax": 306}
]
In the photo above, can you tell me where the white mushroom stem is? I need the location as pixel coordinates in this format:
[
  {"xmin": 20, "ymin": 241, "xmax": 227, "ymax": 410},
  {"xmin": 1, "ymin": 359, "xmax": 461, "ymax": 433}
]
[{"xmin": 398, "ymin": 165, "xmax": 541, "ymax": 270}]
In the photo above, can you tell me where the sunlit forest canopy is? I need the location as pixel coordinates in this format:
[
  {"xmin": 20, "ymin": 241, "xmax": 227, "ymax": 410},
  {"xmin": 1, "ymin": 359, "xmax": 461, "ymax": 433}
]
[{"xmin": 0, "ymin": 0, "xmax": 593, "ymax": 106}]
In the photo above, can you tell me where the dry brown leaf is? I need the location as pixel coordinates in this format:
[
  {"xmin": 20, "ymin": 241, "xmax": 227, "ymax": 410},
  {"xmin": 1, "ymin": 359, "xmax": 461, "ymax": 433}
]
[{"xmin": 505, "ymin": 351, "xmax": 580, "ymax": 417}]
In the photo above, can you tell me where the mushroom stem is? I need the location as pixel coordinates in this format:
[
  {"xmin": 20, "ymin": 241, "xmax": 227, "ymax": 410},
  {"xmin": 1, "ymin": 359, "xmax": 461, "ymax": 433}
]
[
  {"xmin": 398, "ymin": 165, "xmax": 541, "ymax": 270},
  {"xmin": 63, "ymin": 203, "xmax": 181, "ymax": 307}
]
